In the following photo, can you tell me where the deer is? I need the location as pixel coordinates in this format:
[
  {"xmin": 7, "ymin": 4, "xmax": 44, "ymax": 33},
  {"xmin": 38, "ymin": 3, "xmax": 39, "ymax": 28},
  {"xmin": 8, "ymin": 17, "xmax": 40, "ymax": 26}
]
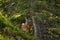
[{"xmin": 21, "ymin": 18, "xmax": 29, "ymax": 32}]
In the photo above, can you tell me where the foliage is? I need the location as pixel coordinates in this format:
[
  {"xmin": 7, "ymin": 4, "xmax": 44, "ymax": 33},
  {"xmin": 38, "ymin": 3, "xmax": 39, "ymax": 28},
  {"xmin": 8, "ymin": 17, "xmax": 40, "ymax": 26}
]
[{"xmin": 0, "ymin": 0, "xmax": 60, "ymax": 40}]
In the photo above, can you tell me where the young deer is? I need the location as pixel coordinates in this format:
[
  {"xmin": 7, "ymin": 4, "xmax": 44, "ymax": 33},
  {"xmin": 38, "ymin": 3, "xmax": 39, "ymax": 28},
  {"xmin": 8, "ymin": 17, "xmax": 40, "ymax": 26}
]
[{"xmin": 21, "ymin": 18, "xmax": 29, "ymax": 32}]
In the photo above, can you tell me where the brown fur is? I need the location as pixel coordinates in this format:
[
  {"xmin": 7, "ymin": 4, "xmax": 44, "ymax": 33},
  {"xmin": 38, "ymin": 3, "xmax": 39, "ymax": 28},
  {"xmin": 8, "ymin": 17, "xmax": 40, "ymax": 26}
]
[{"xmin": 21, "ymin": 19, "xmax": 29, "ymax": 32}]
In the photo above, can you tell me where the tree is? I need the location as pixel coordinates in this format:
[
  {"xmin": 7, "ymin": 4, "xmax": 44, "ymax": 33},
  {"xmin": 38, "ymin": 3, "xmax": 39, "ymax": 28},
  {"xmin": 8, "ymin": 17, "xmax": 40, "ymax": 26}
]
[
  {"xmin": 0, "ymin": 0, "xmax": 39, "ymax": 40},
  {"xmin": 0, "ymin": 0, "xmax": 60, "ymax": 40}
]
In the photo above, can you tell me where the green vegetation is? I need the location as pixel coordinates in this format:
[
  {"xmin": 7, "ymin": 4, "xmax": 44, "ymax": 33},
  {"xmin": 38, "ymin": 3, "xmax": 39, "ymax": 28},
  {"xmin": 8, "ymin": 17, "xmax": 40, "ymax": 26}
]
[{"xmin": 0, "ymin": 0, "xmax": 60, "ymax": 40}]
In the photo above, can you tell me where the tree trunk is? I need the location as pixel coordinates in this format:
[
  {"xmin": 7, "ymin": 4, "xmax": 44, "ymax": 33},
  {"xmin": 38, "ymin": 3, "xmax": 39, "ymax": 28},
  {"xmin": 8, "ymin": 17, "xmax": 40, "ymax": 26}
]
[{"xmin": 30, "ymin": 0, "xmax": 37, "ymax": 36}]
